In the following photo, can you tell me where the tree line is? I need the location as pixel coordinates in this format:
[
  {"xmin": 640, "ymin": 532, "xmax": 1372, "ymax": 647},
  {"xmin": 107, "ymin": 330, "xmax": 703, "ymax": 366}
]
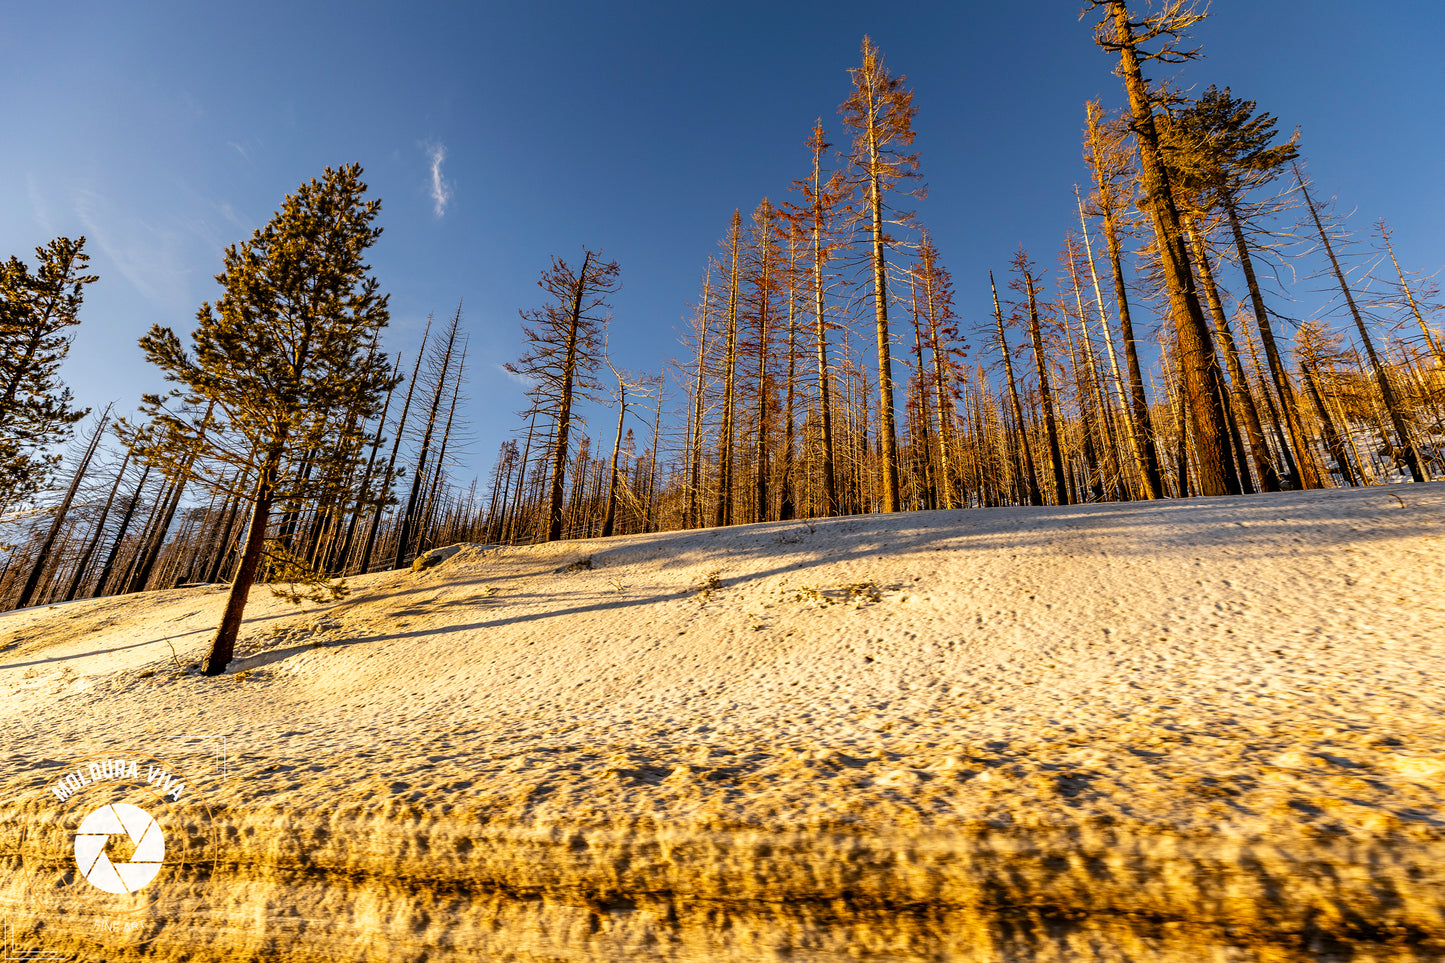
[{"xmin": 1, "ymin": 0, "xmax": 1441, "ymax": 675}]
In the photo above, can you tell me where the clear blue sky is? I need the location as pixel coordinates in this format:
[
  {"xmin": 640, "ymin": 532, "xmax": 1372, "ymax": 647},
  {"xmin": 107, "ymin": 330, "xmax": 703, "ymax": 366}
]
[{"xmin": 4, "ymin": 1, "xmax": 1442, "ymax": 486}]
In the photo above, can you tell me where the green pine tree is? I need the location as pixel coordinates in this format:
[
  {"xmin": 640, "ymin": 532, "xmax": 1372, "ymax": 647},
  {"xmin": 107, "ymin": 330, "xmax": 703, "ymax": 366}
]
[
  {"xmin": 0, "ymin": 236, "xmax": 96, "ymax": 511},
  {"xmin": 128, "ymin": 164, "xmax": 395, "ymax": 676}
]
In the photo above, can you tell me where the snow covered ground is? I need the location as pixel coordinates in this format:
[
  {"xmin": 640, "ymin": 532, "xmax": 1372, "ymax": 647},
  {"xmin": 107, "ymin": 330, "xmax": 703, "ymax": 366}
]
[{"xmin": 2, "ymin": 483, "xmax": 1444, "ymax": 961}]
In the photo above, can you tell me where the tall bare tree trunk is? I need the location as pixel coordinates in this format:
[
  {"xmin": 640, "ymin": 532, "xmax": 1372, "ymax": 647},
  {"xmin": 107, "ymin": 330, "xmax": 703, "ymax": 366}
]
[
  {"xmin": 714, "ymin": 215, "xmax": 742, "ymax": 527},
  {"xmin": 1104, "ymin": 2, "xmax": 1237, "ymax": 496},
  {"xmin": 1382, "ymin": 229, "xmax": 1445, "ymax": 368},
  {"xmin": 601, "ymin": 378, "xmax": 627, "ymax": 538},
  {"xmin": 1076, "ymin": 190, "xmax": 1148, "ymax": 499},
  {"xmin": 1300, "ymin": 361, "xmax": 1358, "ymax": 486},
  {"xmin": 645, "ymin": 382, "xmax": 663, "ymax": 532},
  {"xmin": 397, "ymin": 307, "xmax": 462, "ymax": 560},
  {"xmin": 1218, "ymin": 193, "xmax": 1320, "ymax": 490},
  {"xmin": 750, "ymin": 201, "xmax": 776, "ymax": 524},
  {"xmin": 991, "ymin": 273, "xmax": 1042, "ymax": 506},
  {"xmin": 686, "ymin": 263, "xmax": 713, "ymax": 528},
  {"xmin": 63, "ymin": 438, "xmax": 134, "ymax": 602},
  {"xmin": 1241, "ymin": 322, "xmax": 1302, "ymax": 486},
  {"xmin": 1065, "ymin": 237, "xmax": 1123, "ymax": 498},
  {"xmin": 922, "ymin": 260, "xmax": 958, "ymax": 509},
  {"xmin": 417, "ymin": 349, "xmax": 465, "ymax": 554},
  {"xmin": 907, "ymin": 277, "xmax": 935, "ymax": 509},
  {"xmin": 95, "ymin": 463, "xmax": 151, "ymax": 596},
  {"xmin": 1085, "ymin": 135, "xmax": 1165, "ymax": 498},
  {"xmin": 779, "ymin": 231, "xmax": 800, "ymax": 521},
  {"xmin": 505, "ymin": 409, "xmax": 540, "ymax": 544},
  {"xmin": 864, "ymin": 120, "xmax": 903, "ymax": 513},
  {"xmin": 361, "ymin": 316, "xmax": 431, "ymax": 572},
  {"xmin": 1185, "ymin": 216, "xmax": 1281, "ymax": 492},
  {"xmin": 1298, "ymin": 171, "xmax": 1426, "ymax": 482},
  {"xmin": 809, "ymin": 161, "xmax": 839, "ymax": 516},
  {"xmin": 1024, "ymin": 270, "xmax": 1069, "ymax": 505},
  {"xmin": 16, "ymin": 406, "xmax": 110, "ymax": 609},
  {"xmin": 333, "ymin": 352, "xmax": 401, "ymax": 573}
]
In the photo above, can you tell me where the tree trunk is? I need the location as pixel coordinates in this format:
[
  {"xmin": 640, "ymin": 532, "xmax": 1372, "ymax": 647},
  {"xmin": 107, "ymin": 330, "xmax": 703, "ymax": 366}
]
[
  {"xmin": 203, "ymin": 445, "xmax": 281, "ymax": 676},
  {"xmin": 991, "ymin": 273, "xmax": 1042, "ymax": 506},
  {"xmin": 809, "ymin": 144, "xmax": 839, "ymax": 517},
  {"xmin": 205, "ymin": 483, "xmax": 245, "ymax": 584},
  {"xmin": 1185, "ymin": 216, "xmax": 1281, "ymax": 492},
  {"xmin": 686, "ymin": 264, "xmax": 712, "ymax": 528},
  {"xmin": 751, "ymin": 211, "xmax": 774, "ymax": 524},
  {"xmin": 127, "ymin": 453, "xmax": 195, "ymax": 593},
  {"xmin": 1108, "ymin": 2, "xmax": 1237, "ymax": 495},
  {"xmin": 16, "ymin": 407, "xmax": 110, "ymax": 609},
  {"xmin": 864, "ymin": 114, "xmax": 902, "ymax": 513},
  {"xmin": 63, "ymin": 441, "xmax": 134, "ymax": 602},
  {"xmin": 1219, "ymin": 193, "xmax": 1320, "ymax": 490},
  {"xmin": 333, "ymin": 353, "xmax": 401, "ymax": 573},
  {"xmin": 1298, "ymin": 171, "xmax": 1426, "ymax": 482},
  {"xmin": 95, "ymin": 464, "xmax": 151, "ymax": 596},
  {"xmin": 779, "ymin": 235, "xmax": 799, "ymax": 521},
  {"xmin": 1065, "ymin": 238, "xmax": 1123, "ymax": 498},
  {"xmin": 601, "ymin": 382, "xmax": 627, "ymax": 538},
  {"xmin": 1383, "ymin": 232, "xmax": 1445, "ymax": 368},
  {"xmin": 645, "ymin": 383, "xmax": 662, "ymax": 532},
  {"xmin": 1301, "ymin": 363, "xmax": 1359, "ymax": 486},
  {"xmin": 397, "ymin": 309, "xmax": 461, "ymax": 560},
  {"xmin": 1025, "ymin": 270, "xmax": 1069, "ymax": 505},
  {"xmin": 1093, "ymin": 176, "xmax": 1165, "ymax": 499},
  {"xmin": 1241, "ymin": 323, "xmax": 1302, "ymax": 487},
  {"xmin": 417, "ymin": 360, "xmax": 464, "ymax": 555},
  {"xmin": 1077, "ymin": 186, "xmax": 1156, "ymax": 499},
  {"xmin": 714, "ymin": 215, "xmax": 741, "ymax": 527}
]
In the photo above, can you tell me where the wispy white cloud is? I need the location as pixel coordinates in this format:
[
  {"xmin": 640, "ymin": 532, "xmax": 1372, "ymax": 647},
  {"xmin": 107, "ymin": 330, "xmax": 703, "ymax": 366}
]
[
  {"xmin": 26, "ymin": 176, "xmax": 53, "ymax": 235},
  {"xmin": 426, "ymin": 142, "xmax": 452, "ymax": 218},
  {"xmin": 495, "ymin": 362, "xmax": 534, "ymax": 390},
  {"xmin": 73, "ymin": 188, "xmax": 192, "ymax": 313}
]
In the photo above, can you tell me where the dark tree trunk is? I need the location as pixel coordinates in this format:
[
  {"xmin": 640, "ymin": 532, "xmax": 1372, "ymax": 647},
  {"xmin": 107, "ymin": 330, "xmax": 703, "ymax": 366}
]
[
  {"xmin": 686, "ymin": 264, "xmax": 712, "ymax": 529},
  {"xmin": 396, "ymin": 309, "xmax": 461, "ymax": 561},
  {"xmin": 991, "ymin": 273, "xmax": 1042, "ymax": 507},
  {"xmin": 16, "ymin": 407, "xmax": 110, "ymax": 609},
  {"xmin": 809, "ymin": 162, "xmax": 839, "ymax": 517},
  {"xmin": 714, "ymin": 216, "xmax": 741, "ymax": 528},
  {"xmin": 95, "ymin": 464, "xmax": 151, "ymax": 597},
  {"xmin": 1095, "ymin": 189, "xmax": 1165, "ymax": 499},
  {"xmin": 361, "ymin": 320, "xmax": 431, "ymax": 573},
  {"xmin": 1301, "ymin": 363, "xmax": 1358, "ymax": 486},
  {"xmin": 1024, "ymin": 270, "xmax": 1069, "ymax": 505},
  {"xmin": 1106, "ymin": 2, "xmax": 1237, "ymax": 495},
  {"xmin": 203, "ymin": 446, "xmax": 281, "ymax": 676},
  {"xmin": 1186, "ymin": 217, "xmax": 1281, "ymax": 492},
  {"xmin": 600, "ymin": 386, "xmax": 626, "ymax": 538},
  {"xmin": 547, "ymin": 257, "xmax": 592, "ymax": 542},
  {"xmin": 1298, "ymin": 171, "xmax": 1427, "ymax": 482},
  {"xmin": 63, "ymin": 440, "xmax": 133, "ymax": 602},
  {"xmin": 1221, "ymin": 192, "xmax": 1320, "ymax": 489}
]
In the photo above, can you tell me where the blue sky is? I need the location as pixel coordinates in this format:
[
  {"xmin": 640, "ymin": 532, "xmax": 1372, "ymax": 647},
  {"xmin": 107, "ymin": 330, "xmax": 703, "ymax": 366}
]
[{"xmin": 4, "ymin": 1, "xmax": 1443, "ymax": 485}]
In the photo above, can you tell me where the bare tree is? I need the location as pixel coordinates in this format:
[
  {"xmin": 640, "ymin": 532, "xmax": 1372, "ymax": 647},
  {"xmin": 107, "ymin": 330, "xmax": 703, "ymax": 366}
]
[
  {"xmin": 840, "ymin": 36, "xmax": 923, "ymax": 513},
  {"xmin": 1087, "ymin": 0, "xmax": 1239, "ymax": 495},
  {"xmin": 1297, "ymin": 167, "xmax": 1427, "ymax": 482},
  {"xmin": 507, "ymin": 249, "xmax": 620, "ymax": 542}
]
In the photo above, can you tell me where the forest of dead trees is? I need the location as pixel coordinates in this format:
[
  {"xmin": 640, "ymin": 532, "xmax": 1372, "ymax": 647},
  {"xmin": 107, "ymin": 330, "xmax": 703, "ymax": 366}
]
[{"xmin": 2, "ymin": 0, "xmax": 1443, "ymax": 620}]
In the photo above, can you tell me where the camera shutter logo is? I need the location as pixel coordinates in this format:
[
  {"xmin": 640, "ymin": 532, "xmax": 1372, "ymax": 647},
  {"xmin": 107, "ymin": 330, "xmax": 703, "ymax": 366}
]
[
  {"xmin": 73, "ymin": 802, "xmax": 166, "ymax": 895},
  {"xmin": 24, "ymin": 750, "xmax": 219, "ymax": 949}
]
